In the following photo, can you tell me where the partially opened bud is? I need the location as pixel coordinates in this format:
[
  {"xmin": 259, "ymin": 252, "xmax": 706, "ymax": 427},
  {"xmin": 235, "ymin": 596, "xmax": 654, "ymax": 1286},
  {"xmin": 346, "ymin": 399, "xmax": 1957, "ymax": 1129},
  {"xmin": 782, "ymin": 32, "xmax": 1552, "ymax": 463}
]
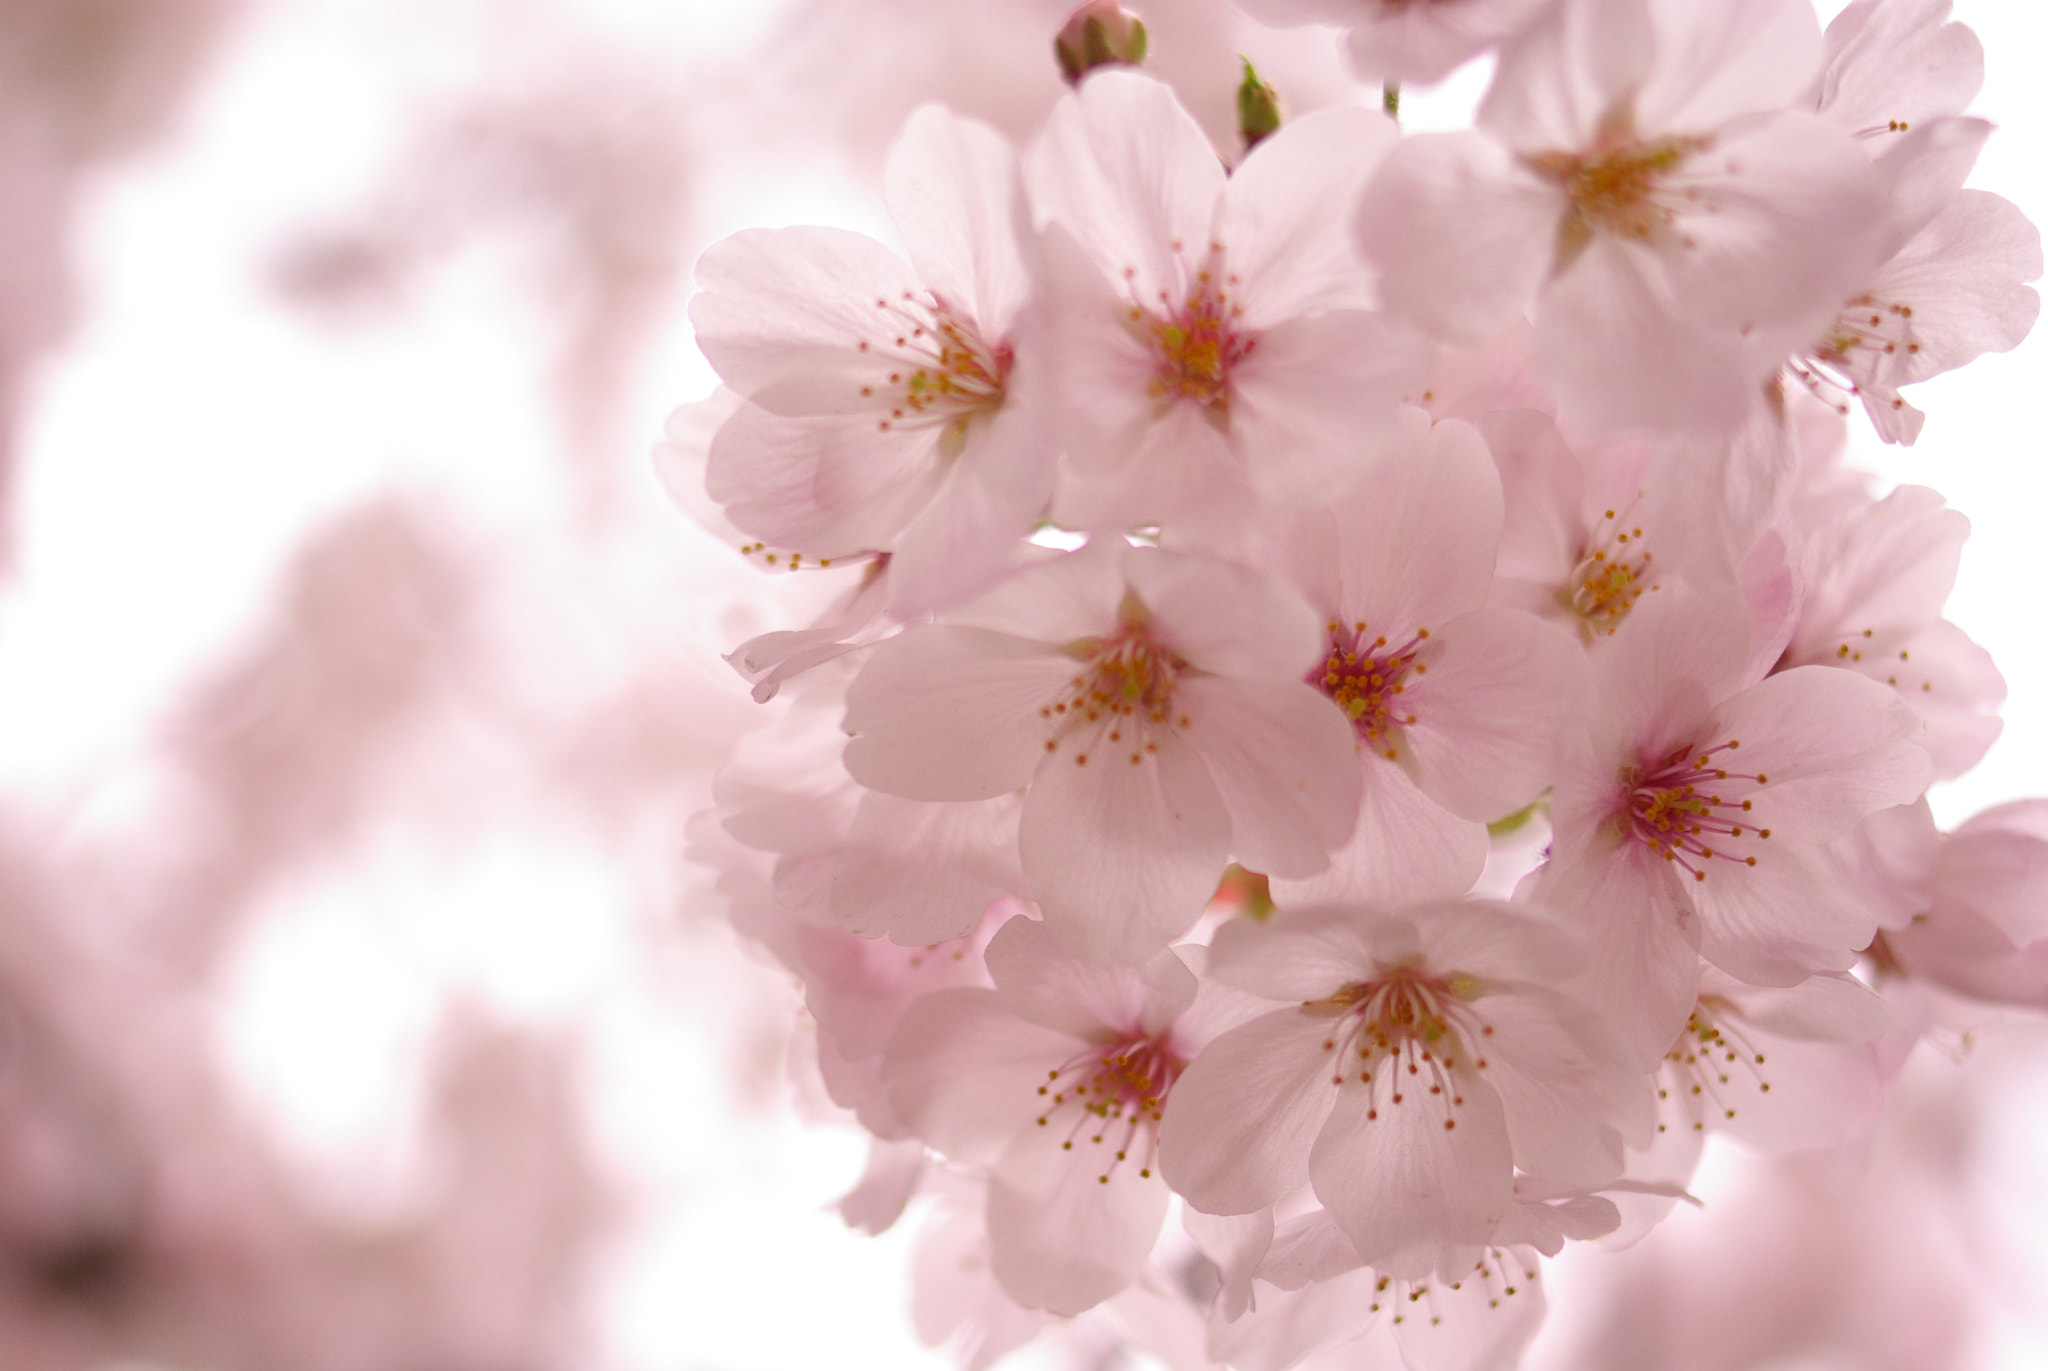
[
  {"xmin": 1235, "ymin": 56, "xmax": 1280, "ymax": 151},
  {"xmin": 1055, "ymin": 1, "xmax": 1148, "ymax": 87}
]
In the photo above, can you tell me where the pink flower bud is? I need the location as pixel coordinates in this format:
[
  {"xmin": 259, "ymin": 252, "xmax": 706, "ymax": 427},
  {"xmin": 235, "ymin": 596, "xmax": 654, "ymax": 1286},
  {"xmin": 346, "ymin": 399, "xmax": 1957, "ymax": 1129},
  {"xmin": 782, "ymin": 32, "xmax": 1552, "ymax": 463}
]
[{"xmin": 1054, "ymin": 1, "xmax": 1147, "ymax": 87}]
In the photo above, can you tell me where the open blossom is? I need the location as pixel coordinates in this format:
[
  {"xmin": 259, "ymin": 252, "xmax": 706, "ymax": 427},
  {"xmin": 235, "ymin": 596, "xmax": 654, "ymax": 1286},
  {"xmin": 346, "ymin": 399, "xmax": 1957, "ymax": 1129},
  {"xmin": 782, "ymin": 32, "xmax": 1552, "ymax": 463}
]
[
  {"xmin": 1027, "ymin": 70, "xmax": 1425, "ymax": 544},
  {"xmin": 883, "ymin": 916, "xmax": 1263, "ymax": 1315},
  {"xmin": 1357, "ymin": 0, "xmax": 1888, "ymax": 435},
  {"xmin": 1481, "ymin": 406, "xmax": 1807, "ymax": 699},
  {"xmin": 843, "ymin": 539, "xmax": 1361, "ymax": 960},
  {"xmin": 1785, "ymin": 118, "xmax": 2042, "ymax": 443},
  {"xmin": 1604, "ymin": 967, "xmax": 1892, "ymax": 1245},
  {"xmin": 1776, "ymin": 483, "xmax": 2003, "ymax": 780},
  {"xmin": 690, "ymin": 105, "xmax": 1052, "ymax": 615},
  {"xmin": 1268, "ymin": 416, "xmax": 1584, "ymax": 904},
  {"xmin": 1158, "ymin": 900, "xmax": 1646, "ymax": 1280},
  {"xmin": 1538, "ymin": 585, "xmax": 1932, "ymax": 1064}
]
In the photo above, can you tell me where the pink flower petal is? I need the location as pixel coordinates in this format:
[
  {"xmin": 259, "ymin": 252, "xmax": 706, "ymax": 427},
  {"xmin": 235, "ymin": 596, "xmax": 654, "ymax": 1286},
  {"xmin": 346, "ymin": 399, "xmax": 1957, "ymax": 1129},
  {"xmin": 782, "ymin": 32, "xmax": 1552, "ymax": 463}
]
[
  {"xmin": 1158, "ymin": 1009, "xmax": 1342, "ymax": 1215},
  {"xmin": 1178, "ymin": 676, "xmax": 1361, "ymax": 880},
  {"xmin": 884, "ymin": 989, "xmax": 1083, "ymax": 1160},
  {"xmin": 1019, "ymin": 725, "xmax": 1231, "ymax": 960},
  {"xmin": 691, "ymin": 225, "xmax": 925, "ymax": 414},
  {"xmin": 1309, "ymin": 1067, "xmax": 1515, "ymax": 1275},
  {"xmin": 985, "ymin": 1117, "xmax": 1171, "ymax": 1315},
  {"xmin": 884, "ymin": 105, "xmax": 1031, "ymax": 333},
  {"xmin": 983, "ymin": 914, "xmax": 1195, "ymax": 1040},
  {"xmin": 844, "ymin": 625, "xmax": 1080, "ymax": 802},
  {"xmin": 1355, "ymin": 133, "xmax": 1557, "ymax": 343}
]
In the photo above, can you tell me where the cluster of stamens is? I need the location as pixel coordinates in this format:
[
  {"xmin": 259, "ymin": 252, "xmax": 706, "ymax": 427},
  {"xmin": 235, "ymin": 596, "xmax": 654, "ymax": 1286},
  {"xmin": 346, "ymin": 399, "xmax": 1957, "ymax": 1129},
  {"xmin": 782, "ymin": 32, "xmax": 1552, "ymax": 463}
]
[
  {"xmin": 860, "ymin": 291, "xmax": 1011, "ymax": 456},
  {"xmin": 1526, "ymin": 104, "xmax": 1710, "ymax": 267},
  {"xmin": 1043, "ymin": 593, "xmax": 1190, "ymax": 768},
  {"xmin": 1302, "ymin": 967, "xmax": 1490, "ymax": 1132},
  {"xmin": 1125, "ymin": 245, "xmax": 1253, "ymax": 423},
  {"xmin": 1620, "ymin": 739, "xmax": 1770, "ymax": 881},
  {"xmin": 1656, "ymin": 998, "xmax": 1770, "ymax": 1133},
  {"xmin": 1316, "ymin": 621, "xmax": 1428, "ymax": 758},
  {"xmin": 1034, "ymin": 1036, "xmax": 1183, "ymax": 1183},
  {"xmin": 1823, "ymin": 625, "xmax": 1935, "ymax": 694},
  {"xmin": 1367, "ymin": 1250, "xmax": 1538, "ymax": 1324},
  {"xmin": 1562, "ymin": 507, "xmax": 1656, "ymax": 636},
  {"xmin": 1789, "ymin": 293, "xmax": 1922, "ymax": 417}
]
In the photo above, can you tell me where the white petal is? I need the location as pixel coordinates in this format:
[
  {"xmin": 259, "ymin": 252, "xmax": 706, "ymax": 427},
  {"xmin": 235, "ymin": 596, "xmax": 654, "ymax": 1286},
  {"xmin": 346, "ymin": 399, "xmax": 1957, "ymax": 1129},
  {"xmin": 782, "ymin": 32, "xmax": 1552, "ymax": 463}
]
[
  {"xmin": 705, "ymin": 400, "xmax": 943, "ymax": 557},
  {"xmin": 1637, "ymin": 0, "xmax": 1822, "ymax": 133},
  {"xmin": 829, "ymin": 791, "xmax": 1025, "ymax": 946},
  {"xmin": 1271, "ymin": 759, "xmax": 1488, "ymax": 907}
]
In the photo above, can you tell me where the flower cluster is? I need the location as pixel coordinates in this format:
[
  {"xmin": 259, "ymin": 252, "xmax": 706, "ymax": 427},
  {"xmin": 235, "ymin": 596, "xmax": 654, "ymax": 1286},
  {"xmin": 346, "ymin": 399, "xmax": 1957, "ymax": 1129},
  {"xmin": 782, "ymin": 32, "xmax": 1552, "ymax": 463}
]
[{"xmin": 666, "ymin": 1, "xmax": 2046, "ymax": 1366}]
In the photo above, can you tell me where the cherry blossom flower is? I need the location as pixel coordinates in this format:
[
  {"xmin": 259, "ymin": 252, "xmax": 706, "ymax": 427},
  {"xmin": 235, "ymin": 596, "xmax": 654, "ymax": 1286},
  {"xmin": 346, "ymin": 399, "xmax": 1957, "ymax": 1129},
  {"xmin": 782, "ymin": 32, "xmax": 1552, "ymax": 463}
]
[
  {"xmin": 1481, "ymin": 407, "xmax": 1802, "ymax": 689},
  {"xmin": 843, "ymin": 539, "xmax": 1360, "ymax": 960},
  {"xmin": 1157, "ymin": 900, "xmax": 1646, "ymax": 1279},
  {"xmin": 1356, "ymin": 0, "xmax": 1889, "ymax": 435},
  {"xmin": 883, "ymin": 915, "xmax": 1261, "ymax": 1314},
  {"xmin": 1483, "ymin": 410, "xmax": 1666, "ymax": 643},
  {"xmin": 1537, "ymin": 585, "xmax": 1932, "ymax": 1063},
  {"xmin": 1785, "ymin": 118, "xmax": 2041, "ymax": 443},
  {"xmin": 690, "ymin": 105, "xmax": 1053, "ymax": 615},
  {"xmin": 1027, "ymin": 70, "xmax": 1425, "ymax": 543},
  {"xmin": 1267, "ymin": 416, "xmax": 1584, "ymax": 904},
  {"xmin": 1603, "ymin": 967, "xmax": 1892, "ymax": 1245},
  {"xmin": 1776, "ymin": 483, "xmax": 2004, "ymax": 780}
]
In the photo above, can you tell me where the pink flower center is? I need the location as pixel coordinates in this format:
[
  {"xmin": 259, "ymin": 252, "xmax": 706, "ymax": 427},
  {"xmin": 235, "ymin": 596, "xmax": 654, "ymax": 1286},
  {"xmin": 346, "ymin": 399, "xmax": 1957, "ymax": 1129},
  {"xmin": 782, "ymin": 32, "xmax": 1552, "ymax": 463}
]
[
  {"xmin": 1561, "ymin": 508, "xmax": 1657, "ymax": 638},
  {"xmin": 1034, "ymin": 1035, "xmax": 1184, "ymax": 1183},
  {"xmin": 1043, "ymin": 593, "xmax": 1190, "ymax": 769},
  {"xmin": 1315, "ymin": 621, "xmax": 1430, "ymax": 759},
  {"xmin": 1124, "ymin": 251, "xmax": 1254, "ymax": 423},
  {"xmin": 1303, "ymin": 967, "xmax": 1491, "ymax": 1129},
  {"xmin": 1618, "ymin": 739, "xmax": 1771, "ymax": 881},
  {"xmin": 1787, "ymin": 293, "xmax": 1923, "ymax": 420},
  {"xmin": 1525, "ymin": 104, "xmax": 1711, "ymax": 267},
  {"xmin": 861, "ymin": 291, "xmax": 1012, "ymax": 457}
]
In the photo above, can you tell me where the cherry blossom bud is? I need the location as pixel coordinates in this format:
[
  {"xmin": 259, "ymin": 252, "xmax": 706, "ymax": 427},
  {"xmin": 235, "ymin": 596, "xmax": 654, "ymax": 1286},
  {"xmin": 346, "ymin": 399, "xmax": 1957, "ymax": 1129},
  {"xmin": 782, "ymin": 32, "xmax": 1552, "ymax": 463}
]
[
  {"xmin": 1235, "ymin": 56, "xmax": 1281, "ymax": 151},
  {"xmin": 1054, "ymin": 1, "xmax": 1148, "ymax": 87}
]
